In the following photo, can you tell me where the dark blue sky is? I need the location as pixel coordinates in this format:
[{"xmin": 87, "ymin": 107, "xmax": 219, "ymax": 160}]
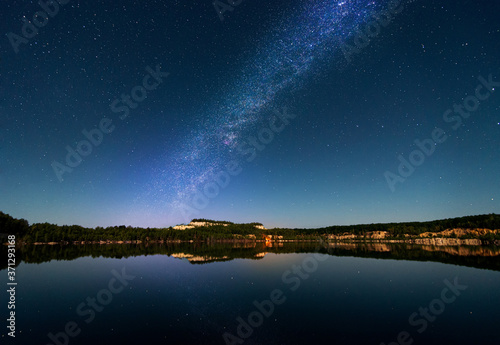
[{"xmin": 1, "ymin": 0, "xmax": 499, "ymax": 228}]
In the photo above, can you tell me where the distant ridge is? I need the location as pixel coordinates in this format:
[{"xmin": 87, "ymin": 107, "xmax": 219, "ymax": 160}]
[
  {"xmin": 173, "ymin": 219, "xmax": 266, "ymax": 230},
  {"xmin": 1, "ymin": 211, "xmax": 499, "ymax": 245}
]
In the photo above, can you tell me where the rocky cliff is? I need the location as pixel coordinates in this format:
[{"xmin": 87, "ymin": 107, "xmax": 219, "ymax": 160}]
[{"xmin": 327, "ymin": 228, "xmax": 499, "ymax": 246}]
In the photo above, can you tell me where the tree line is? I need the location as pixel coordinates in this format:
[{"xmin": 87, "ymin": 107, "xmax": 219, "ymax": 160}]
[{"xmin": 1, "ymin": 211, "xmax": 499, "ymax": 243}]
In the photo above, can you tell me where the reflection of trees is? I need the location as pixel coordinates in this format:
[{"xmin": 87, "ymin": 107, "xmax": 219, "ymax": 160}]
[
  {"xmin": 1, "ymin": 242, "xmax": 500, "ymax": 272},
  {"xmin": 321, "ymin": 243, "xmax": 500, "ymax": 271}
]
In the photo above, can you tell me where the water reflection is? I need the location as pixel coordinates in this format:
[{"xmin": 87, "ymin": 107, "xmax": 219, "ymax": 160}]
[{"xmin": 2, "ymin": 241, "xmax": 500, "ymax": 271}]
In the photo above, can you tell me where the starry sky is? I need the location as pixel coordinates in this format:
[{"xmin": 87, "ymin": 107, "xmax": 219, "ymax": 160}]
[{"xmin": 0, "ymin": 0, "xmax": 499, "ymax": 229}]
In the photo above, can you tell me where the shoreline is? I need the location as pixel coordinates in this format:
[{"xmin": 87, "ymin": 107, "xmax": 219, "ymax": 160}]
[{"xmin": 5, "ymin": 237, "xmax": 500, "ymax": 247}]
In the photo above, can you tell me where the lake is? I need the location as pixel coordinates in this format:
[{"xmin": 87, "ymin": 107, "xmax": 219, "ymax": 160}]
[{"xmin": 2, "ymin": 242, "xmax": 499, "ymax": 345}]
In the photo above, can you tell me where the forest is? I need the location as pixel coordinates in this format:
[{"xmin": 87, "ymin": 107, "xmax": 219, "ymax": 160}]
[{"xmin": 1, "ymin": 211, "xmax": 499, "ymax": 243}]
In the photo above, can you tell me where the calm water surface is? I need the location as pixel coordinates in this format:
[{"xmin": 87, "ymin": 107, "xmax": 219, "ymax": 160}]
[{"xmin": 2, "ymin": 243, "xmax": 499, "ymax": 345}]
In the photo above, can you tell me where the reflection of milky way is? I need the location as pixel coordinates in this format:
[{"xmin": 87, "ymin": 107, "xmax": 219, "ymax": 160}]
[{"xmin": 149, "ymin": 0, "xmax": 388, "ymax": 209}]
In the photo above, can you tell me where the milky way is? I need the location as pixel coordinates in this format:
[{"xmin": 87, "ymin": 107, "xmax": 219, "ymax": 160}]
[{"xmin": 144, "ymin": 0, "xmax": 391, "ymax": 216}]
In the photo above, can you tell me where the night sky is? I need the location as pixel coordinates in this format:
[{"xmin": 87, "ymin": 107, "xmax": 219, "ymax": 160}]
[{"xmin": 0, "ymin": 0, "xmax": 499, "ymax": 229}]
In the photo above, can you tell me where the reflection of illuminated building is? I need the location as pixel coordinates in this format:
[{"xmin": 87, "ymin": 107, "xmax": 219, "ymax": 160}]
[
  {"xmin": 171, "ymin": 250, "xmax": 275, "ymax": 263},
  {"xmin": 263, "ymin": 235, "xmax": 284, "ymax": 247},
  {"xmin": 170, "ymin": 253, "xmax": 230, "ymax": 263},
  {"xmin": 265, "ymin": 235, "xmax": 273, "ymax": 247}
]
